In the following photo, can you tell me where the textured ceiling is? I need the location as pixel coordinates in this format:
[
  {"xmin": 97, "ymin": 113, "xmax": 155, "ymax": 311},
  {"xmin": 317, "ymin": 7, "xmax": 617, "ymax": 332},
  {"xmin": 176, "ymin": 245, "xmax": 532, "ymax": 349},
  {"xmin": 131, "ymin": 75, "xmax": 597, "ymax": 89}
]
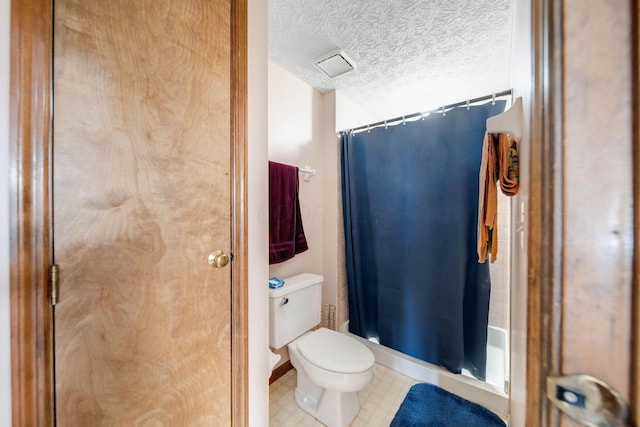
[{"xmin": 268, "ymin": 0, "xmax": 513, "ymax": 120}]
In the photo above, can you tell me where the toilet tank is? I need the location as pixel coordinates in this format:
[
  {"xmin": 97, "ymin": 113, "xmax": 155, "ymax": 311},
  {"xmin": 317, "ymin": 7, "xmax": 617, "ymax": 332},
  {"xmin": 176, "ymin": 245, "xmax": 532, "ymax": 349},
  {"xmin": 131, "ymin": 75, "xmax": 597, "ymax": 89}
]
[{"xmin": 269, "ymin": 273, "xmax": 323, "ymax": 349}]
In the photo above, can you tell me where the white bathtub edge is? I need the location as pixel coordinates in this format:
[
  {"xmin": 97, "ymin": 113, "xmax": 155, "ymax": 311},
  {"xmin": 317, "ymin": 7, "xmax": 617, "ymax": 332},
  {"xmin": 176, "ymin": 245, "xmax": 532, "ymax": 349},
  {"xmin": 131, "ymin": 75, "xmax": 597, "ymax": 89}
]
[
  {"xmin": 346, "ymin": 331, "xmax": 510, "ymax": 420},
  {"xmin": 488, "ymin": 325, "xmax": 510, "ymax": 391}
]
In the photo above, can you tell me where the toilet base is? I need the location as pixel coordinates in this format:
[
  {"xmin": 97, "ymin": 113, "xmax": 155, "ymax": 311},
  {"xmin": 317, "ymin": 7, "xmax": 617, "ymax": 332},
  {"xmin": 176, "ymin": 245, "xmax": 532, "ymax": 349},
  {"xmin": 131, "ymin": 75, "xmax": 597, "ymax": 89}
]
[
  {"xmin": 293, "ymin": 372, "xmax": 360, "ymax": 427},
  {"xmin": 287, "ymin": 330, "xmax": 375, "ymax": 427}
]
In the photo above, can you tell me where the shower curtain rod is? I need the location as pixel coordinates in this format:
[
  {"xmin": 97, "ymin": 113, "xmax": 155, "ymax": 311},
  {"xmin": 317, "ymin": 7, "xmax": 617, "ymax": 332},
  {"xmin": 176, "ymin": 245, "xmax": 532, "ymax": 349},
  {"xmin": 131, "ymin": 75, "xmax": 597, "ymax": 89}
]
[{"xmin": 345, "ymin": 89, "xmax": 513, "ymax": 134}]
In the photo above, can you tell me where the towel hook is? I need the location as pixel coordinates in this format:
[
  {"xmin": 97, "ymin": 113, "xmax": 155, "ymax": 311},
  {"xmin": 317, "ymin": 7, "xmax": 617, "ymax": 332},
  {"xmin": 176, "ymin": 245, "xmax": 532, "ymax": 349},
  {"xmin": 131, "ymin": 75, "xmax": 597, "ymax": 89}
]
[
  {"xmin": 466, "ymin": 100, "xmax": 470, "ymax": 110},
  {"xmin": 367, "ymin": 124, "xmax": 370, "ymax": 133},
  {"xmin": 492, "ymin": 93, "xmax": 496, "ymax": 105},
  {"xmin": 384, "ymin": 120, "xmax": 388, "ymax": 129},
  {"xmin": 402, "ymin": 116, "xmax": 406, "ymax": 125}
]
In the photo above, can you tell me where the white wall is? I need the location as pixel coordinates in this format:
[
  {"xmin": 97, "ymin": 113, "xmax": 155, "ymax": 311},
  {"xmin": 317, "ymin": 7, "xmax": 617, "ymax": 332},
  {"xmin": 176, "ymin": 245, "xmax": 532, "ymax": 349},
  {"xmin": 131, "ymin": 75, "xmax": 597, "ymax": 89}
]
[
  {"xmin": 508, "ymin": 0, "xmax": 532, "ymax": 425},
  {"xmin": 320, "ymin": 92, "xmax": 345, "ymax": 327},
  {"xmin": 267, "ymin": 63, "xmax": 342, "ymax": 367},
  {"xmin": 335, "ymin": 90, "xmax": 379, "ymax": 132},
  {"xmin": 248, "ymin": 0, "xmax": 270, "ymax": 424},
  {"xmin": 267, "ymin": 62, "xmax": 325, "ymax": 282},
  {"xmin": 1, "ymin": 0, "xmax": 12, "ymax": 423}
]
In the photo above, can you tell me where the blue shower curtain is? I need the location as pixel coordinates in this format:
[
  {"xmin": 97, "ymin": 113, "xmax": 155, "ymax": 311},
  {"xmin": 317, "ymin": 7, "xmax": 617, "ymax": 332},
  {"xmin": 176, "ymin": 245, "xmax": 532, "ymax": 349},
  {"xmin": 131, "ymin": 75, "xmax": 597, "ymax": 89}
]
[{"xmin": 341, "ymin": 101, "xmax": 505, "ymax": 380}]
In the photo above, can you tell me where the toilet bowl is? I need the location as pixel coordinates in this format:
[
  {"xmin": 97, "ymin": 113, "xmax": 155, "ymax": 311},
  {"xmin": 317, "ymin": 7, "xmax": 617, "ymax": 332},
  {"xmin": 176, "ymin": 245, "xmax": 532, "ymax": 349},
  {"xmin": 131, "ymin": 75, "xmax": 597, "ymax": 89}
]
[
  {"xmin": 288, "ymin": 328, "xmax": 375, "ymax": 427},
  {"xmin": 269, "ymin": 274, "xmax": 376, "ymax": 427}
]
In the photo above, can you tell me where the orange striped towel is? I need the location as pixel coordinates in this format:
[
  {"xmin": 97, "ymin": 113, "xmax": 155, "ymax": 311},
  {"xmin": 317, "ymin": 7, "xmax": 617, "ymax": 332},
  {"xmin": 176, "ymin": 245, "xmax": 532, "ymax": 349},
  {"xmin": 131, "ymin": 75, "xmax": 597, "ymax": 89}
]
[
  {"xmin": 498, "ymin": 134, "xmax": 519, "ymax": 196},
  {"xmin": 478, "ymin": 133, "xmax": 519, "ymax": 263}
]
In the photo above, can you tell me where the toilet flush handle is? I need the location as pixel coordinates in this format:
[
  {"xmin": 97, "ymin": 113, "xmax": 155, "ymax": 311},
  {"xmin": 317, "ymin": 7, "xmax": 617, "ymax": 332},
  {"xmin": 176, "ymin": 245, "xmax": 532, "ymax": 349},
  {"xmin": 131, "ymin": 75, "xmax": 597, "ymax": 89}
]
[{"xmin": 280, "ymin": 297, "xmax": 289, "ymax": 306}]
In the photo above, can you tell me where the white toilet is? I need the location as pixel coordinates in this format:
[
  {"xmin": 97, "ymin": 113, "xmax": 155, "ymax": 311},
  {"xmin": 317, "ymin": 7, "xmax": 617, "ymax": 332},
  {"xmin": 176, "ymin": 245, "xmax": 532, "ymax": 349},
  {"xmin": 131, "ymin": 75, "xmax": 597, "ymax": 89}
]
[{"xmin": 269, "ymin": 273, "xmax": 375, "ymax": 427}]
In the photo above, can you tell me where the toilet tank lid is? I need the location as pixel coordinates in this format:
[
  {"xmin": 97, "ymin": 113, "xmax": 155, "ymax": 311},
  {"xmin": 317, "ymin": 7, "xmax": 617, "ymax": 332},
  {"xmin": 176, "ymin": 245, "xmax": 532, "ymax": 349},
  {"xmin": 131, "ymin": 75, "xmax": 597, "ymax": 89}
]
[{"xmin": 268, "ymin": 273, "xmax": 324, "ymax": 298}]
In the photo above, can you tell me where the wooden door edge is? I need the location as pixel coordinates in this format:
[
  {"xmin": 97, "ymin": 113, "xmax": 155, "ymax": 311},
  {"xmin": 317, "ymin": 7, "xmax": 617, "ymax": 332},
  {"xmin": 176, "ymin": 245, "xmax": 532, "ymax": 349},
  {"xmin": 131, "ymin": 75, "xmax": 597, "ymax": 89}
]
[
  {"xmin": 529, "ymin": 1, "xmax": 640, "ymax": 426},
  {"xmin": 632, "ymin": 1, "xmax": 640, "ymax": 424},
  {"xmin": 231, "ymin": 0, "xmax": 249, "ymax": 425},
  {"xmin": 9, "ymin": 0, "xmax": 55, "ymax": 426},
  {"xmin": 527, "ymin": 0, "xmax": 564, "ymax": 426}
]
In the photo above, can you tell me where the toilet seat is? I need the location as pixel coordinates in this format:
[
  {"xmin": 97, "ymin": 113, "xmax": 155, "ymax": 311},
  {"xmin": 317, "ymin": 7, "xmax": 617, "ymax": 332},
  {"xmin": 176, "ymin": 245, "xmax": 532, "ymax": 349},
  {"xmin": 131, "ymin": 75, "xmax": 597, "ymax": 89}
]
[{"xmin": 297, "ymin": 328, "xmax": 375, "ymax": 374}]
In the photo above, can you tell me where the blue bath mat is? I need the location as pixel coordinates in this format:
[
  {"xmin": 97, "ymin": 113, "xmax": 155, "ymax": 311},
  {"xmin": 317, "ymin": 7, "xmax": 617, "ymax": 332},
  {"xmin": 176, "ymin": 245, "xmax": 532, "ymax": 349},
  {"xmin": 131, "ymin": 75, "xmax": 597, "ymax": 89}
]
[{"xmin": 390, "ymin": 383, "xmax": 506, "ymax": 427}]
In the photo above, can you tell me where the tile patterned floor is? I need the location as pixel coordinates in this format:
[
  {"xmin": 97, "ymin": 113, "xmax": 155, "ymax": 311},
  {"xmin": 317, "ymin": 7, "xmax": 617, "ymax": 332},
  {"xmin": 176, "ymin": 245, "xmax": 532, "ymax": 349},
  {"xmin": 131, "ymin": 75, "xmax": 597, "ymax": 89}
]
[{"xmin": 269, "ymin": 364, "xmax": 418, "ymax": 427}]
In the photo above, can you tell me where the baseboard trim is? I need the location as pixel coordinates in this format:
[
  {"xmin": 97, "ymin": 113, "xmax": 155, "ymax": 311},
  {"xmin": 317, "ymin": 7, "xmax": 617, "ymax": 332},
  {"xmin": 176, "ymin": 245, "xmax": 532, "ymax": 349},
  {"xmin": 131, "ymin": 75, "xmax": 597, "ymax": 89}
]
[{"xmin": 269, "ymin": 360, "xmax": 293, "ymax": 385}]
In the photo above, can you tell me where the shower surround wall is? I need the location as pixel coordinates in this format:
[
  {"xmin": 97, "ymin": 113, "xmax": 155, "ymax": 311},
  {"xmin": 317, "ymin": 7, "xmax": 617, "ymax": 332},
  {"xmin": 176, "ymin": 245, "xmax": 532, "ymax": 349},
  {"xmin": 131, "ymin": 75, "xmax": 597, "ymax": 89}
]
[{"xmin": 488, "ymin": 192, "xmax": 511, "ymax": 331}]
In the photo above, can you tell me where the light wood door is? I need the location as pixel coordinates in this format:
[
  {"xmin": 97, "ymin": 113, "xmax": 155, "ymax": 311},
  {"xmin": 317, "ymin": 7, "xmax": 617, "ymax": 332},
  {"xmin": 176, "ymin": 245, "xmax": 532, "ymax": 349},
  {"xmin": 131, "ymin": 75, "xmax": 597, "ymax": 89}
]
[
  {"xmin": 528, "ymin": 0, "xmax": 638, "ymax": 425},
  {"xmin": 559, "ymin": 1, "xmax": 634, "ymax": 425},
  {"xmin": 53, "ymin": 0, "xmax": 233, "ymax": 424}
]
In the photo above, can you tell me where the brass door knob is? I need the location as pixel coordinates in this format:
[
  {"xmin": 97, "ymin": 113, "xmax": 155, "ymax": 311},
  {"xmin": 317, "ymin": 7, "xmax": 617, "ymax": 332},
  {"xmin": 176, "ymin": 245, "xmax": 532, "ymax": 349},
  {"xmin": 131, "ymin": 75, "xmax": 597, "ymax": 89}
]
[{"xmin": 208, "ymin": 250, "xmax": 230, "ymax": 268}]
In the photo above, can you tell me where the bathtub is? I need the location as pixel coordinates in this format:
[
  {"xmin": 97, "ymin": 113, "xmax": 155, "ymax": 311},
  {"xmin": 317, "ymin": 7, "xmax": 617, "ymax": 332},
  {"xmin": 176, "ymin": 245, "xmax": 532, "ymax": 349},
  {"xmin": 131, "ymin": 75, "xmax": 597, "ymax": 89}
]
[
  {"xmin": 344, "ymin": 324, "xmax": 509, "ymax": 420},
  {"xmin": 484, "ymin": 325, "xmax": 509, "ymax": 393}
]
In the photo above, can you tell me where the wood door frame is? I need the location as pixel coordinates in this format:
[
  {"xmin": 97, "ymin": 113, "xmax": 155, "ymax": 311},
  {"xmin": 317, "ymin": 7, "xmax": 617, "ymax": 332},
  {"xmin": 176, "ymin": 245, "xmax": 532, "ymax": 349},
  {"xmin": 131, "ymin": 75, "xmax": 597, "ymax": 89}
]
[
  {"xmin": 9, "ymin": 0, "xmax": 248, "ymax": 425},
  {"xmin": 527, "ymin": 0, "xmax": 564, "ymax": 425},
  {"xmin": 528, "ymin": 1, "xmax": 639, "ymax": 425},
  {"xmin": 633, "ymin": 3, "xmax": 640, "ymax": 424}
]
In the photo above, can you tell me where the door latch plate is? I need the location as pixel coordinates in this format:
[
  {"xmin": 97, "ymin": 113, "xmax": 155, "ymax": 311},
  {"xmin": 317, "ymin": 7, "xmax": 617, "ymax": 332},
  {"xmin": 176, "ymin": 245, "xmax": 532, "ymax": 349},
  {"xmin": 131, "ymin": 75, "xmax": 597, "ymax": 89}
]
[{"xmin": 547, "ymin": 374, "xmax": 627, "ymax": 426}]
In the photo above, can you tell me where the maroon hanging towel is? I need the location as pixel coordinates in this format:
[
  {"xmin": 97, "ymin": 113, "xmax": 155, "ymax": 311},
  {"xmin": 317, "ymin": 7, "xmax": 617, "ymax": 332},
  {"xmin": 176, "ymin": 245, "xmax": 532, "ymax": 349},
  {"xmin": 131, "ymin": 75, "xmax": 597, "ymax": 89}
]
[{"xmin": 269, "ymin": 161, "xmax": 309, "ymax": 264}]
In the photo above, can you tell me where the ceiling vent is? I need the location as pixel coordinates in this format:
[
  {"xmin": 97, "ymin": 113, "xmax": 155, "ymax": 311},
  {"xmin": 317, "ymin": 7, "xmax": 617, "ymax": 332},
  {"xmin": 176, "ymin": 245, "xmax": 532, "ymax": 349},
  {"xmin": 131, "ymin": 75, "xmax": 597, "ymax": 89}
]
[{"xmin": 315, "ymin": 50, "xmax": 356, "ymax": 78}]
